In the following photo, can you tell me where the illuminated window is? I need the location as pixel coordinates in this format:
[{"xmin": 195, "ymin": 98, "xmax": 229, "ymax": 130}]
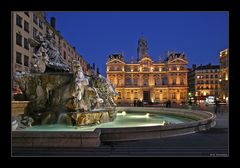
[
  {"xmin": 163, "ymin": 93, "xmax": 167, "ymax": 99},
  {"xmin": 126, "ymin": 92, "xmax": 130, "ymax": 99},
  {"xmin": 225, "ymin": 75, "xmax": 228, "ymax": 80},
  {"xmin": 180, "ymin": 92, "xmax": 184, "ymax": 99},
  {"xmin": 134, "ymin": 92, "xmax": 138, "ymax": 99},
  {"xmin": 172, "ymin": 93, "xmax": 176, "ymax": 99}
]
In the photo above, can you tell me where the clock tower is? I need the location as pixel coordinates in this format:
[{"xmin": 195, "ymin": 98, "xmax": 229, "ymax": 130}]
[{"xmin": 137, "ymin": 35, "xmax": 148, "ymax": 61}]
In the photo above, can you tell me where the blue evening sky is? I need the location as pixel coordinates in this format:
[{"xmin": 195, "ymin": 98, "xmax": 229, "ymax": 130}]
[{"xmin": 46, "ymin": 12, "xmax": 228, "ymax": 76}]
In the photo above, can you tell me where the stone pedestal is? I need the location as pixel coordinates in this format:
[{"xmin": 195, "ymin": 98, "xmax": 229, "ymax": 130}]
[{"xmin": 12, "ymin": 101, "xmax": 30, "ymax": 117}]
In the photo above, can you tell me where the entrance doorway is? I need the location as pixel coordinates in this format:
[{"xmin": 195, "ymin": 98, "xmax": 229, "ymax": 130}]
[{"xmin": 143, "ymin": 91, "xmax": 150, "ymax": 103}]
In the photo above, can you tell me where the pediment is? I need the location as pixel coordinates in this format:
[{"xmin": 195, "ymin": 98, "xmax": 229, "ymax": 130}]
[
  {"xmin": 107, "ymin": 59, "xmax": 125, "ymax": 65},
  {"xmin": 139, "ymin": 57, "xmax": 153, "ymax": 62},
  {"xmin": 168, "ymin": 58, "xmax": 188, "ymax": 64}
]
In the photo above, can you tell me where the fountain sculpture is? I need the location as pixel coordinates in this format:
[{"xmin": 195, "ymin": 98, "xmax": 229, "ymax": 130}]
[{"xmin": 13, "ymin": 33, "xmax": 118, "ymax": 128}]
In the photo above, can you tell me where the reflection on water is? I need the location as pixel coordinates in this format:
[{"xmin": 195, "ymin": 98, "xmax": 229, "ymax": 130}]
[{"xmin": 25, "ymin": 112, "xmax": 194, "ymax": 132}]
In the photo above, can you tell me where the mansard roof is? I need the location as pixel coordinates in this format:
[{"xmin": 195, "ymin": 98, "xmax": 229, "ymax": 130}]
[{"xmin": 196, "ymin": 64, "xmax": 220, "ymax": 70}]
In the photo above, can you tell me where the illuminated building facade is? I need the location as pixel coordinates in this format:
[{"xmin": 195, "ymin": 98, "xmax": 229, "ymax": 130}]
[
  {"xmin": 219, "ymin": 48, "xmax": 229, "ymax": 103},
  {"xmin": 106, "ymin": 37, "xmax": 188, "ymax": 106},
  {"xmin": 194, "ymin": 64, "xmax": 220, "ymax": 103}
]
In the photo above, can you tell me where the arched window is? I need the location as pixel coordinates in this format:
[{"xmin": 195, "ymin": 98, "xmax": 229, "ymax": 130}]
[
  {"xmin": 172, "ymin": 92, "xmax": 176, "ymax": 99},
  {"xmin": 155, "ymin": 78, "xmax": 161, "ymax": 86},
  {"xmin": 143, "ymin": 79, "xmax": 148, "ymax": 86},
  {"xmin": 133, "ymin": 78, "xmax": 138, "ymax": 86},
  {"xmin": 125, "ymin": 77, "xmax": 131, "ymax": 86}
]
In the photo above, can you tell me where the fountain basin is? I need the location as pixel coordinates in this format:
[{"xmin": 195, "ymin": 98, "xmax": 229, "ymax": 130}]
[
  {"xmin": 12, "ymin": 107, "xmax": 216, "ymax": 147},
  {"xmin": 99, "ymin": 107, "xmax": 216, "ymax": 142}
]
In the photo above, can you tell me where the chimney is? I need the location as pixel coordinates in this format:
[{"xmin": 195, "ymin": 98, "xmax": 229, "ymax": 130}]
[
  {"xmin": 50, "ymin": 17, "xmax": 56, "ymax": 29},
  {"xmin": 73, "ymin": 47, "xmax": 76, "ymax": 51}
]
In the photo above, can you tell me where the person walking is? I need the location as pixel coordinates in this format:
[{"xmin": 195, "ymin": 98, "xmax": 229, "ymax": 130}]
[
  {"xmin": 133, "ymin": 100, "xmax": 136, "ymax": 107},
  {"xmin": 215, "ymin": 100, "xmax": 219, "ymax": 114},
  {"xmin": 166, "ymin": 100, "xmax": 169, "ymax": 108}
]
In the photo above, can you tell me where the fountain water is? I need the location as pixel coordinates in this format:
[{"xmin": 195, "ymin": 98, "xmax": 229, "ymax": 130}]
[{"xmin": 145, "ymin": 113, "xmax": 150, "ymax": 118}]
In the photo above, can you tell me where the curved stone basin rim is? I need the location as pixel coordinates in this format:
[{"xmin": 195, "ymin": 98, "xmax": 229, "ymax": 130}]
[
  {"xmin": 99, "ymin": 107, "xmax": 216, "ymax": 142},
  {"xmin": 12, "ymin": 108, "xmax": 216, "ymax": 147}
]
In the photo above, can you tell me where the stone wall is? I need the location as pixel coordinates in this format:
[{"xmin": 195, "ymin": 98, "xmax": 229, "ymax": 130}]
[{"xmin": 12, "ymin": 101, "xmax": 30, "ymax": 117}]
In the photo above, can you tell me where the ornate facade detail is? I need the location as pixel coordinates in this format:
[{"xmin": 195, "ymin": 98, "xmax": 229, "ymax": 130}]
[{"xmin": 107, "ymin": 38, "xmax": 188, "ymax": 105}]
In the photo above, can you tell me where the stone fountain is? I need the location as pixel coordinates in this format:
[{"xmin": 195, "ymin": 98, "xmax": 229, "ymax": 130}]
[{"xmin": 13, "ymin": 33, "xmax": 118, "ymax": 128}]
